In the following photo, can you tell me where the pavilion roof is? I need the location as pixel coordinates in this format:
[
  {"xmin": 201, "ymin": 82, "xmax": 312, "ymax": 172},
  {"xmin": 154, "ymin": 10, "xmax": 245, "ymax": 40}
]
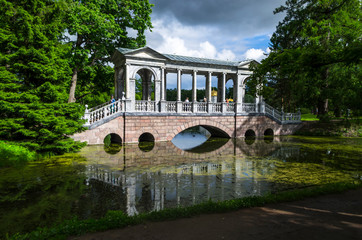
[{"xmin": 116, "ymin": 47, "xmax": 253, "ymax": 67}]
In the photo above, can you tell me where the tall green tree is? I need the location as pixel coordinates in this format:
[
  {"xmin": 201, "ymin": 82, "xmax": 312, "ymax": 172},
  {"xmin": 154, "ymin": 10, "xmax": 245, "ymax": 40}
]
[
  {"xmin": 251, "ymin": 0, "xmax": 361, "ymax": 115},
  {"xmin": 0, "ymin": 0, "xmax": 85, "ymax": 154},
  {"xmin": 65, "ymin": 0, "xmax": 153, "ymax": 103}
]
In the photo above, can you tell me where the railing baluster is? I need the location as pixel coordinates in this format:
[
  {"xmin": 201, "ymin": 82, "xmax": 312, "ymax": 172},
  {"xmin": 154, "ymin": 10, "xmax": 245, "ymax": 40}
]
[{"xmin": 83, "ymin": 100, "xmax": 301, "ymax": 126}]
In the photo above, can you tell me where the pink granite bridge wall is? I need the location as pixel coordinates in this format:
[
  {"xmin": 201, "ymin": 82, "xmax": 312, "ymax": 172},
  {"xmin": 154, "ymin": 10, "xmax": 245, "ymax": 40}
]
[{"xmin": 71, "ymin": 114, "xmax": 302, "ymax": 145}]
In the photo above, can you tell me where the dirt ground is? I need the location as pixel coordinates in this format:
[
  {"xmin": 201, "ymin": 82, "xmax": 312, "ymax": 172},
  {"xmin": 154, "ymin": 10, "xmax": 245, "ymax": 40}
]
[{"xmin": 70, "ymin": 188, "xmax": 362, "ymax": 240}]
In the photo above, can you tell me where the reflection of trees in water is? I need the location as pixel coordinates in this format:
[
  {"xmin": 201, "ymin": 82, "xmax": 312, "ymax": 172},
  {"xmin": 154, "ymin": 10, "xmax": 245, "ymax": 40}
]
[
  {"xmin": 103, "ymin": 143, "xmax": 122, "ymax": 154},
  {"xmin": 138, "ymin": 141, "xmax": 154, "ymax": 152},
  {"xmin": 82, "ymin": 138, "xmax": 291, "ymax": 217},
  {"xmin": 234, "ymin": 137, "xmax": 282, "ymax": 157},
  {"xmin": 0, "ymin": 158, "xmax": 88, "ymax": 238},
  {"xmin": 4, "ymin": 137, "xmax": 360, "ymax": 237},
  {"xmin": 81, "ymin": 137, "xmax": 359, "ymax": 218}
]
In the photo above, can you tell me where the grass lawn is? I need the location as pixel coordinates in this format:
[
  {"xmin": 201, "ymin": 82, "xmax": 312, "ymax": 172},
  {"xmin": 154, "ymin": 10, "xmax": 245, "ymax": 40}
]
[{"xmin": 301, "ymin": 113, "xmax": 319, "ymax": 121}]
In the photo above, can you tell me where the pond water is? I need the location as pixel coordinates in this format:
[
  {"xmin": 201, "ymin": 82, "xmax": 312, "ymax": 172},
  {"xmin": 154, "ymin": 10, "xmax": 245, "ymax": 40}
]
[{"xmin": 0, "ymin": 132, "xmax": 361, "ymax": 237}]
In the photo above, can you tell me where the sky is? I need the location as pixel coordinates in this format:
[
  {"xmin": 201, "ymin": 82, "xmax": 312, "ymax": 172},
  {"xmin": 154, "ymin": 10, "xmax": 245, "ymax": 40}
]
[{"xmin": 145, "ymin": 0, "xmax": 286, "ymax": 62}]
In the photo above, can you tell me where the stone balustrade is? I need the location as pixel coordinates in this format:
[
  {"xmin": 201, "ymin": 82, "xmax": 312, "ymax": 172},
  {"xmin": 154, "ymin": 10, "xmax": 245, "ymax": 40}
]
[{"xmin": 83, "ymin": 100, "xmax": 301, "ymax": 127}]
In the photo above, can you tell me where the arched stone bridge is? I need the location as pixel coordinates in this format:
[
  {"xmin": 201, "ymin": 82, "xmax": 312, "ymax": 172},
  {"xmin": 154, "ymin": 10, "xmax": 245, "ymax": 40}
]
[
  {"xmin": 71, "ymin": 47, "xmax": 301, "ymax": 144},
  {"xmin": 72, "ymin": 106, "xmax": 301, "ymax": 144}
]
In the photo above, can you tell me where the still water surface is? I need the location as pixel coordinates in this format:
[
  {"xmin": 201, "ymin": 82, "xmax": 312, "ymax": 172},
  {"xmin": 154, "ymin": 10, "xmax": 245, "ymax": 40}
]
[{"xmin": 0, "ymin": 133, "xmax": 361, "ymax": 237}]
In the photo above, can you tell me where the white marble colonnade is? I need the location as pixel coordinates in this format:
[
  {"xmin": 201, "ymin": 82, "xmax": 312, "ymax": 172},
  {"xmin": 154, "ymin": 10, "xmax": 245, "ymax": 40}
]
[{"xmin": 112, "ymin": 47, "xmax": 261, "ymax": 113}]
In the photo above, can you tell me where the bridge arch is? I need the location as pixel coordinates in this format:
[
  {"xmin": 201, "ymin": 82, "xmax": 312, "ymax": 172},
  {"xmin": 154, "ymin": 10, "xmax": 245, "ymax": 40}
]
[
  {"xmin": 94, "ymin": 128, "xmax": 123, "ymax": 146},
  {"xmin": 167, "ymin": 119, "xmax": 232, "ymax": 141},
  {"xmin": 104, "ymin": 133, "xmax": 122, "ymax": 144},
  {"xmin": 264, "ymin": 128, "xmax": 274, "ymax": 136},
  {"xmin": 133, "ymin": 67, "xmax": 158, "ymax": 101},
  {"xmin": 139, "ymin": 132, "xmax": 155, "ymax": 142},
  {"xmin": 131, "ymin": 66, "xmax": 159, "ymax": 80},
  {"xmin": 245, "ymin": 129, "xmax": 256, "ymax": 137}
]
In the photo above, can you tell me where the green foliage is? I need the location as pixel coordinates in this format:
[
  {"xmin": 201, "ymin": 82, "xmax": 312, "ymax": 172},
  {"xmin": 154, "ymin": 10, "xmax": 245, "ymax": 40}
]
[
  {"xmin": 65, "ymin": 0, "xmax": 153, "ymax": 103},
  {"xmin": 0, "ymin": 141, "xmax": 36, "ymax": 167},
  {"xmin": 251, "ymin": 0, "xmax": 362, "ymax": 115},
  {"xmin": 296, "ymin": 119, "xmax": 362, "ymax": 137},
  {"xmin": 134, "ymin": 77, "xmax": 155, "ymax": 101},
  {"xmin": 10, "ymin": 182, "xmax": 362, "ymax": 240},
  {"xmin": 76, "ymin": 65, "xmax": 115, "ymax": 106},
  {"xmin": 301, "ymin": 113, "xmax": 319, "ymax": 121},
  {"xmin": 0, "ymin": 0, "xmax": 86, "ymax": 154},
  {"xmin": 300, "ymin": 108, "xmax": 311, "ymax": 114},
  {"xmin": 103, "ymin": 134, "xmax": 111, "ymax": 146},
  {"xmin": 244, "ymin": 94, "xmax": 255, "ymax": 103}
]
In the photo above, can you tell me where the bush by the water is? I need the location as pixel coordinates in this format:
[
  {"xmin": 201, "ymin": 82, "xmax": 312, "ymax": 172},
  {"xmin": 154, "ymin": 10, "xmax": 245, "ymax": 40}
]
[
  {"xmin": 300, "ymin": 108, "xmax": 311, "ymax": 114},
  {"xmin": 0, "ymin": 141, "xmax": 36, "ymax": 167}
]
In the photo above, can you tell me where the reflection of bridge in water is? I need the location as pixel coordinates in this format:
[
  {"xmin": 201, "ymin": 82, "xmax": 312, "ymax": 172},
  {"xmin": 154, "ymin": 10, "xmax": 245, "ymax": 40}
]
[{"xmin": 79, "ymin": 137, "xmax": 301, "ymax": 216}]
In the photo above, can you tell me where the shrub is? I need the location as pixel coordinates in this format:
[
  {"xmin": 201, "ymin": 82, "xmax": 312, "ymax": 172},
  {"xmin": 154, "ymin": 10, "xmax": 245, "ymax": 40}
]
[
  {"xmin": 300, "ymin": 108, "xmax": 310, "ymax": 114},
  {"xmin": 0, "ymin": 141, "xmax": 36, "ymax": 167}
]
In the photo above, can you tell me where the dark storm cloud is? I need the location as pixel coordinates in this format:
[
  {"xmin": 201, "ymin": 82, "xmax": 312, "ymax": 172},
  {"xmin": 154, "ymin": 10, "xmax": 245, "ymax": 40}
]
[{"xmin": 150, "ymin": 0, "xmax": 285, "ymax": 36}]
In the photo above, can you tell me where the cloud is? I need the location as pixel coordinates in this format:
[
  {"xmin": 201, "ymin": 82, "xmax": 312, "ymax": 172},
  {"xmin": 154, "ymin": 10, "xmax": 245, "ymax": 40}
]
[
  {"xmin": 145, "ymin": 0, "xmax": 284, "ymax": 62},
  {"xmin": 243, "ymin": 48, "xmax": 270, "ymax": 61},
  {"xmin": 147, "ymin": 18, "xmax": 236, "ymax": 61},
  {"xmin": 150, "ymin": 0, "xmax": 285, "ymax": 37}
]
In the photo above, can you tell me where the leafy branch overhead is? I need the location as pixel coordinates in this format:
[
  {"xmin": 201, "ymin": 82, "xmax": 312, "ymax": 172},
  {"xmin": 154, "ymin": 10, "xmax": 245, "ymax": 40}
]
[
  {"xmin": 251, "ymin": 0, "xmax": 361, "ymax": 115},
  {"xmin": 66, "ymin": 0, "xmax": 153, "ymax": 103}
]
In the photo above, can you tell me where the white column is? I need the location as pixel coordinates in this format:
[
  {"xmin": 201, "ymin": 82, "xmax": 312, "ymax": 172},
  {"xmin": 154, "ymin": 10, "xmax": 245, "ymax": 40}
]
[
  {"xmin": 147, "ymin": 71, "xmax": 152, "ymax": 101},
  {"xmin": 177, "ymin": 68, "xmax": 182, "ymax": 101},
  {"xmin": 221, "ymin": 72, "xmax": 226, "ymax": 102},
  {"xmin": 114, "ymin": 66, "xmax": 119, "ymax": 99},
  {"xmin": 236, "ymin": 74, "xmax": 246, "ymax": 104},
  {"xmin": 160, "ymin": 67, "xmax": 166, "ymax": 101},
  {"xmin": 142, "ymin": 74, "xmax": 147, "ymax": 100},
  {"xmin": 207, "ymin": 71, "xmax": 212, "ymax": 102},
  {"xmin": 154, "ymin": 79, "xmax": 161, "ymax": 103},
  {"xmin": 125, "ymin": 64, "xmax": 130, "ymax": 99},
  {"xmin": 164, "ymin": 69, "xmax": 167, "ymax": 100},
  {"xmin": 192, "ymin": 70, "xmax": 197, "ymax": 102}
]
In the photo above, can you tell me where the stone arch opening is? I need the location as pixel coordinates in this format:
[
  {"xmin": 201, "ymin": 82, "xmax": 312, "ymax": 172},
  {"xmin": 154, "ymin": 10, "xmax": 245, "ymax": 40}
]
[
  {"xmin": 172, "ymin": 126, "xmax": 210, "ymax": 150},
  {"xmin": 135, "ymin": 68, "xmax": 156, "ymax": 101},
  {"xmin": 201, "ymin": 125, "xmax": 230, "ymax": 138},
  {"xmin": 245, "ymin": 129, "xmax": 256, "ymax": 137},
  {"xmin": 264, "ymin": 128, "xmax": 274, "ymax": 136},
  {"xmin": 139, "ymin": 132, "xmax": 155, "ymax": 142},
  {"xmin": 245, "ymin": 129, "xmax": 256, "ymax": 145},
  {"xmin": 264, "ymin": 128, "xmax": 274, "ymax": 144},
  {"xmin": 138, "ymin": 132, "xmax": 155, "ymax": 152},
  {"xmin": 103, "ymin": 133, "xmax": 122, "ymax": 154},
  {"xmin": 104, "ymin": 133, "xmax": 122, "ymax": 144}
]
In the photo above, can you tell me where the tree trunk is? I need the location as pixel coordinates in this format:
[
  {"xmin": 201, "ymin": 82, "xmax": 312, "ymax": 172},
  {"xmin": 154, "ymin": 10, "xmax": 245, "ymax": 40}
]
[
  {"xmin": 317, "ymin": 66, "xmax": 330, "ymax": 116},
  {"xmin": 68, "ymin": 34, "xmax": 83, "ymax": 103},
  {"xmin": 68, "ymin": 68, "xmax": 78, "ymax": 103},
  {"xmin": 317, "ymin": 99, "xmax": 328, "ymax": 116}
]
